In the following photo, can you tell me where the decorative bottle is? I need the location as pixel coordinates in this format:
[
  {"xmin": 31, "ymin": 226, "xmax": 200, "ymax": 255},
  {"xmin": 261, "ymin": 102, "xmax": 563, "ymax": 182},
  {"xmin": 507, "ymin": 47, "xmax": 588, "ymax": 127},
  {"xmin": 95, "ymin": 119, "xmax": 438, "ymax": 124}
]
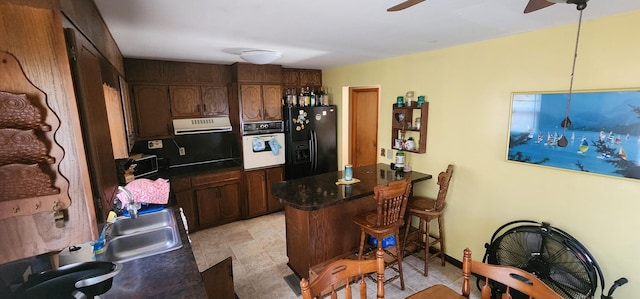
[{"xmin": 395, "ymin": 148, "xmax": 405, "ymax": 172}]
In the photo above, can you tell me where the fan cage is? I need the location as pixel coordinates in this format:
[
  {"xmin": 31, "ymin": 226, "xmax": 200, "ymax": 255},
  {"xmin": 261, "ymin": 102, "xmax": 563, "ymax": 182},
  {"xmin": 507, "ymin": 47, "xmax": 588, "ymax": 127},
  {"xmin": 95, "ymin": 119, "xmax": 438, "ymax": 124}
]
[{"xmin": 483, "ymin": 222, "xmax": 602, "ymax": 299}]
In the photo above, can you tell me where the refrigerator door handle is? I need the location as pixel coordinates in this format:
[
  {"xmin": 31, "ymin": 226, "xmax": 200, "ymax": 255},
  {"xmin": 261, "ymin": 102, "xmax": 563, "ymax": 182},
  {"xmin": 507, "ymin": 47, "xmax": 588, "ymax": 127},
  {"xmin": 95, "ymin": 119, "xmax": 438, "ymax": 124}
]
[
  {"xmin": 313, "ymin": 130, "xmax": 318, "ymax": 172},
  {"xmin": 309, "ymin": 130, "xmax": 315, "ymax": 174}
]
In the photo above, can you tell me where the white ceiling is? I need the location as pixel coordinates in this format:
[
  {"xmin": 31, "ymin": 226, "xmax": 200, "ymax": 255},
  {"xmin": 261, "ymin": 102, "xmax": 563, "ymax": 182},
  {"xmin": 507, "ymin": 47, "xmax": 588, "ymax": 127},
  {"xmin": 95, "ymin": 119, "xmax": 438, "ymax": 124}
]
[{"xmin": 93, "ymin": 0, "xmax": 640, "ymax": 70}]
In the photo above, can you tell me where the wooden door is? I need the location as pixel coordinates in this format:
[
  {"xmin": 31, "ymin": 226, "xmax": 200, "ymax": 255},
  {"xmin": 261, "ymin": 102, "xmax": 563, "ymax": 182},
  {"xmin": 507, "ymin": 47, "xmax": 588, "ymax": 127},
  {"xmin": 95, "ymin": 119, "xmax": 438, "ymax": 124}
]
[
  {"xmin": 133, "ymin": 85, "xmax": 172, "ymax": 138},
  {"xmin": 240, "ymin": 84, "xmax": 262, "ymax": 122},
  {"xmin": 266, "ymin": 166, "xmax": 285, "ymax": 212},
  {"xmin": 196, "ymin": 187, "xmax": 221, "ymax": 228},
  {"xmin": 170, "ymin": 85, "xmax": 201, "ymax": 117},
  {"xmin": 218, "ymin": 183, "xmax": 241, "ymax": 222},
  {"xmin": 245, "ymin": 169, "xmax": 267, "ymax": 217},
  {"xmin": 201, "ymin": 86, "xmax": 229, "ymax": 116},
  {"xmin": 262, "ymin": 85, "xmax": 282, "ymax": 120},
  {"xmin": 65, "ymin": 29, "xmax": 118, "ymax": 220},
  {"xmin": 350, "ymin": 88, "xmax": 379, "ymax": 167}
]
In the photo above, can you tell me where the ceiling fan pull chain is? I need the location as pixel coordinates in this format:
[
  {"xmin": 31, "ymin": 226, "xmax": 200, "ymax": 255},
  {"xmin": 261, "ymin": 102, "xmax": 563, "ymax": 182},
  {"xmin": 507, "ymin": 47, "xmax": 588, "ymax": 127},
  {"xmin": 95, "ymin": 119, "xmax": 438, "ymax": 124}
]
[{"xmin": 558, "ymin": 10, "xmax": 583, "ymax": 147}]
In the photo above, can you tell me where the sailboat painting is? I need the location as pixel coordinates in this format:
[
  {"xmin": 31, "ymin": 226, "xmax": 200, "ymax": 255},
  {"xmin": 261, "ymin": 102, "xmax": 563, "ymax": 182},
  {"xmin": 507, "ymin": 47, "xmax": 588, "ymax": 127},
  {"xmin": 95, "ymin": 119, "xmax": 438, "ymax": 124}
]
[{"xmin": 507, "ymin": 89, "xmax": 640, "ymax": 180}]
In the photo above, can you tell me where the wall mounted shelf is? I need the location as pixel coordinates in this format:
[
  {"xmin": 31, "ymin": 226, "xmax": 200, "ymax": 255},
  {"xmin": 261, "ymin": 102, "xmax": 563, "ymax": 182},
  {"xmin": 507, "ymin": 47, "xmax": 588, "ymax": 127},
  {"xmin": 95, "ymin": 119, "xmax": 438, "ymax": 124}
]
[{"xmin": 391, "ymin": 102, "xmax": 428, "ymax": 154}]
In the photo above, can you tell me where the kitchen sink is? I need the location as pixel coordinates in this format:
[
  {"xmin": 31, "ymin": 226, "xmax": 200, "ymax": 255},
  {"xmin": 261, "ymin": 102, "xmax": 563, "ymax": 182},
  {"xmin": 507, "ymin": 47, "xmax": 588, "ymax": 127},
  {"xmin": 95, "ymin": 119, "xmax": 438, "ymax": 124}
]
[
  {"xmin": 110, "ymin": 209, "xmax": 175, "ymax": 237},
  {"xmin": 101, "ymin": 209, "xmax": 183, "ymax": 263}
]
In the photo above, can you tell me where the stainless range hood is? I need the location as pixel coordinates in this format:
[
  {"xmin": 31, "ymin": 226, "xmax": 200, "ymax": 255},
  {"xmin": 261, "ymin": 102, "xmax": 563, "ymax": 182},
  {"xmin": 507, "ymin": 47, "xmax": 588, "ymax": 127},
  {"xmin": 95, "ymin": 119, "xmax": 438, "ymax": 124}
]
[{"xmin": 173, "ymin": 117, "xmax": 232, "ymax": 135}]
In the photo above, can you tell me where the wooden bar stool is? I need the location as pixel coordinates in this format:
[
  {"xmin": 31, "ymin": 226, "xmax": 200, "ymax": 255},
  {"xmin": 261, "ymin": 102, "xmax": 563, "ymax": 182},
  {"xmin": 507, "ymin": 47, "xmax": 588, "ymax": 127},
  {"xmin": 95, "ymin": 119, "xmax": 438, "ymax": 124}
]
[
  {"xmin": 402, "ymin": 164, "xmax": 454, "ymax": 277},
  {"xmin": 352, "ymin": 178, "xmax": 412, "ymax": 290}
]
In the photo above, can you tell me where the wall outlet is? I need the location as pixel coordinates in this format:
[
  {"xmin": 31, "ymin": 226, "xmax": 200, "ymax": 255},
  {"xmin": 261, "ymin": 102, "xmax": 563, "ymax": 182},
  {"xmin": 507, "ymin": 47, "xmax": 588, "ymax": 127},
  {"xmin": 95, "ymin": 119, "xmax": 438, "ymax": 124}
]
[
  {"xmin": 381, "ymin": 148, "xmax": 385, "ymax": 157},
  {"xmin": 386, "ymin": 149, "xmax": 393, "ymax": 159},
  {"xmin": 148, "ymin": 140, "xmax": 163, "ymax": 149},
  {"xmin": 178, "ymin": 147, "xmax": 186, "ymax": 156}
]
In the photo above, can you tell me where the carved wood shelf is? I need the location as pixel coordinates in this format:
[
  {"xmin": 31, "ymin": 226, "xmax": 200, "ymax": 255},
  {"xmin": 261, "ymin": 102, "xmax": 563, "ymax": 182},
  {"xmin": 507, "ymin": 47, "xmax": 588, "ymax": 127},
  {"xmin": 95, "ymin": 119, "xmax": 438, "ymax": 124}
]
[{"xmin": 0, "ymin": 51, "xmax": 70, "ymax": 220}]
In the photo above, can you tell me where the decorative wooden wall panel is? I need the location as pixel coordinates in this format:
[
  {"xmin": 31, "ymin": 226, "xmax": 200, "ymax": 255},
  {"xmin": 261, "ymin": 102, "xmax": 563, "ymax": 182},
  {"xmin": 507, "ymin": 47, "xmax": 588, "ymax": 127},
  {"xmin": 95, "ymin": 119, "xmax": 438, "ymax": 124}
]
[{"xmin": 0, "ymin": 51, "xmax": 71, "ymax": 220}]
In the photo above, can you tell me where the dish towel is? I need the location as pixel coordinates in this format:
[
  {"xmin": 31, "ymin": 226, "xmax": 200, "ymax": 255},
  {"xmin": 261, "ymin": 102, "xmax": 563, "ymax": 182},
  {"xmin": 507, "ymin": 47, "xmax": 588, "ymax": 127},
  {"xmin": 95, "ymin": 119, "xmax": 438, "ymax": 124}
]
[
  {"xmin": 116, "ymin": 178, "xmax": 170, "ymax": 208},
  {"xmin": 252, "ymin": 137, "xmax": 265, "ymax": 151},
  {"xmin": 269, "ymin": 138, "xmax": 281, "ymax": 155}
]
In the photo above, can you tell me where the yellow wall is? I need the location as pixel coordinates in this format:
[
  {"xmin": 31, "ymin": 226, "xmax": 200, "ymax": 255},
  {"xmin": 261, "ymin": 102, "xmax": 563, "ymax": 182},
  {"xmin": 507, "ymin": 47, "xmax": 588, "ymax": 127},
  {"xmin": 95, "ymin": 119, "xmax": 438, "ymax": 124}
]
[{"xmin": 324, "ymin": 10, "xmax": 640, "ymax": 297}]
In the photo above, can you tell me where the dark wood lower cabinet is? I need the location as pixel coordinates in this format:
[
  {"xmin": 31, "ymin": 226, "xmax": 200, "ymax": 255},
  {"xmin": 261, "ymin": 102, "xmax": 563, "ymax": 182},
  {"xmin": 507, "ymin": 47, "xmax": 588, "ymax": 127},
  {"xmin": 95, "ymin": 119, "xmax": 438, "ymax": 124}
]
[
  {"xmin": 173, "ymin": 170, "xmax": 242, "ymax": 232},
  {"xmin": 245, "ymin": 166, "xmax": 284, "ymax": 218}
]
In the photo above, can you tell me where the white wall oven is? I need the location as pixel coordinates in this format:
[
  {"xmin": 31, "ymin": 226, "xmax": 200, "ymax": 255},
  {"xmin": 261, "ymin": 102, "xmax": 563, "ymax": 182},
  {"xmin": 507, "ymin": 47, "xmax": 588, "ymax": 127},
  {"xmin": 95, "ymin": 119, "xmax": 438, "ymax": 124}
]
[{"xmin": 241, "ymin": 121, "xmax": 285, "ymax": 170}]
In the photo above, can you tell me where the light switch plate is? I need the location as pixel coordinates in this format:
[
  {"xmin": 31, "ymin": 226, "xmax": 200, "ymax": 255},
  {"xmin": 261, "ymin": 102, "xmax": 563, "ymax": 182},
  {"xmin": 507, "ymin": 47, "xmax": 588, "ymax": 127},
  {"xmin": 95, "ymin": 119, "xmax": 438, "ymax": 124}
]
[
  {"xmin": 148, "ymin": 140, "xmax": 163, "ymax": 149},
  {"xmin": 386, "ymin": 149, "xmax": 393, "ymax": 159},
  {"xmin": 381, "ymin": 148, "xmax": 385, "ymax": 157}
]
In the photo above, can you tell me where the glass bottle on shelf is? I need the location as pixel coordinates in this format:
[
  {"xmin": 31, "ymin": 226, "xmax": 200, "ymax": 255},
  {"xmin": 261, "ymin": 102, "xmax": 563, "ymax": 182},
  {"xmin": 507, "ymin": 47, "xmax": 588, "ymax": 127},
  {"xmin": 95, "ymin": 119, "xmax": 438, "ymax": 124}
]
[
  {"xmin": 310, "ymin": 87, "xmax": 316, "ymax": 106},
  {"xmin": 395, "ymin": 147, "xmax": 405, "ymax": 172}
]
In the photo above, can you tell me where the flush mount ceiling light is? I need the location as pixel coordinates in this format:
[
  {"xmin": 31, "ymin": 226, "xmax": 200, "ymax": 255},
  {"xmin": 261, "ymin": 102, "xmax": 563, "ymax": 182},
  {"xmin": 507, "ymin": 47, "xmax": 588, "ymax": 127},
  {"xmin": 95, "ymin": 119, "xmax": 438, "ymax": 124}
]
[{"xmin": 239, "ymin": 50, "xmax": 282, "ymax": 65}]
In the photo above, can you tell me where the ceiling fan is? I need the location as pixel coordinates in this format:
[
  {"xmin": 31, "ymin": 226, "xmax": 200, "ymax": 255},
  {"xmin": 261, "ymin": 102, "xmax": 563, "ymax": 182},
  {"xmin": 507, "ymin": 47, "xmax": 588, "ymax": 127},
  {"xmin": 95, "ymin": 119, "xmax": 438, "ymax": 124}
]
[
  {"xmin": 387, "ymin": 0, "xmax": 425, "ymax": 12},
  {"xmin": 386, "ymin": 0, "xmax": 589, "ymax": 13},
  {"xmin": 524, "ymin": 0, "xmax": 588, "ymax": 13}
]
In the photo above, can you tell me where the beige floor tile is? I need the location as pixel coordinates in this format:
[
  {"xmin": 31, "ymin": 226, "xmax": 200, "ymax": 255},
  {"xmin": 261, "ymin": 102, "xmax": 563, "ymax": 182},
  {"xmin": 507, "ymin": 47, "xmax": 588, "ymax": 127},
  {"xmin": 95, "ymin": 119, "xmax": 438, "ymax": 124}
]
[{"xmin": 191, "ymin": 211, "xmax": 471, "ymax": 299}]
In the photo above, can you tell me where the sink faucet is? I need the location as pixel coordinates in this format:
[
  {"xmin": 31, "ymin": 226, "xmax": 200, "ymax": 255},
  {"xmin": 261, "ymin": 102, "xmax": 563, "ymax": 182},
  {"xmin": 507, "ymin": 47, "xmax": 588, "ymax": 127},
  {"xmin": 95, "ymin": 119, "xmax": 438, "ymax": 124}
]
[{"xmin": 118, "ymin": 186, "xmax": 139, "ymax": 219}]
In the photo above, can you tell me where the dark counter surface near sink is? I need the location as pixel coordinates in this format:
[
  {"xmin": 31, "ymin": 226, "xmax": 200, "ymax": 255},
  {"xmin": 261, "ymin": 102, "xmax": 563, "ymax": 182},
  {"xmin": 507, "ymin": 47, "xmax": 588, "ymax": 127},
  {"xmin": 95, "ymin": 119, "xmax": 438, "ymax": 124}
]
[
  {"xmin": 100, "ymin": 208, "xmax": 207, "ymax": 298},
  {"xmin": 271, "ymin": 163, "xmax": 432, "ymax": 211},
  {"xmin": 156, "ymin": 158, "xmax": 242, "ymax": 179}
]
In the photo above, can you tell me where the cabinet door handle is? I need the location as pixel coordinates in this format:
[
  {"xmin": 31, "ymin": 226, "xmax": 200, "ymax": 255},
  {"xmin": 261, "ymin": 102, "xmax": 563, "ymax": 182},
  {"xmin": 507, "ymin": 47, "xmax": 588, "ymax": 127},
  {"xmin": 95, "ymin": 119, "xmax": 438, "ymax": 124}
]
[
  {"xmin": 197, "ymin": 104, "xmax": 201, "ymax": 112},
  {"xmin": 202, "ymin": 104, "xmax": 207, "ymax": 112}
]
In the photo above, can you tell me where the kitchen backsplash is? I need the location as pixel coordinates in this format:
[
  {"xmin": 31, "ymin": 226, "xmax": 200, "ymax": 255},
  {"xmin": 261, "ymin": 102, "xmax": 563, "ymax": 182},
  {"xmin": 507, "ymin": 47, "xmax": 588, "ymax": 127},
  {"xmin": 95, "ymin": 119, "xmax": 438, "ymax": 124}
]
[{"xmin": 131, "ymin": 132, "xmax": 241, "ymax": 167}]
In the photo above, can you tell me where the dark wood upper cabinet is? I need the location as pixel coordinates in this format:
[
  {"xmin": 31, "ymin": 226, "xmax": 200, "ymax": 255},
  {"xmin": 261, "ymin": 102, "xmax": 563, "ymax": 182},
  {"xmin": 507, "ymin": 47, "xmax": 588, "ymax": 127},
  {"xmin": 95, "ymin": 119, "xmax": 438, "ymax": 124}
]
[
  {"xmin": 168, "ymin": 85, "xmax": 229, "ymax": 118},
  {"xmin": 132, "ymin": 85, "xmax": 172, "ymax": 139},
  {"xmin": 233, "ymin": 63, "xmax": 281, "ymax": 83},
  {"xmin": 170, "ymin": 85, "xmax": 201, "ymax": 118},
  {"xmin": 201, "ymin": 86, "xmax": 229, "ymax": 116}
]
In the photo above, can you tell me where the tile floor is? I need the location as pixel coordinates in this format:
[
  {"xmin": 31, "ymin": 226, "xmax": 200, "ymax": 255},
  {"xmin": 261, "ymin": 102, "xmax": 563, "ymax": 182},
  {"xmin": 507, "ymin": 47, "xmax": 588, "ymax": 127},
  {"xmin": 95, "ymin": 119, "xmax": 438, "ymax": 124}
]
[{"xmin": 190, "ymin": 211, "xmax": 481, "ymax": 299}]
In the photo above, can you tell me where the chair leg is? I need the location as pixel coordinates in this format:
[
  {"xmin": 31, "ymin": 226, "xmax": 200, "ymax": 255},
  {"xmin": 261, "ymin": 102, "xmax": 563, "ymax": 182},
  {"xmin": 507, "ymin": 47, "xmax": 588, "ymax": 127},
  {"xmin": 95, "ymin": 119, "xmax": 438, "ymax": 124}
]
[
  {"xmin": 438, "ymin": 215, "xmax": 446, "ymax": 266},
  {"xmin": 394, "ymin": 232, "xmax": 405, "ymax": 290},
  {"xmin": 424, "ymin": 218, "xmax": 431, "ymax": 277},
  {"xmin": 402, "ymin": 214, "xmax": 413, "ymax": 258},
  {"xmin": 357, "ymin": 230, "xmax": 366, "ymax": 260}
]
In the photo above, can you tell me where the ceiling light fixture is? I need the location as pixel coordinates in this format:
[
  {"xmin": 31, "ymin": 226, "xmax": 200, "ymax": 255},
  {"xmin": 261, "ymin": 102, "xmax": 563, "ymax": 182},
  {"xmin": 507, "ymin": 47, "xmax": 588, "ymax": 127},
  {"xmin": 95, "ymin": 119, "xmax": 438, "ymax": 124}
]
[{"xmin": 239, "ymin": 50, "xmax": 282, "ymax": 65}]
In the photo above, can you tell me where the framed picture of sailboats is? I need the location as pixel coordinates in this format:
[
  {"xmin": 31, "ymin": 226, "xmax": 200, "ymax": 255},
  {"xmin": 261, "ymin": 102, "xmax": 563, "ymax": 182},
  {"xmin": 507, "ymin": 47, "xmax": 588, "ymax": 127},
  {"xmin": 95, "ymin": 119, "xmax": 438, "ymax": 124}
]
[{"xmin": 506, "ymin": 88, "xmax": 640, "ymax": 180}]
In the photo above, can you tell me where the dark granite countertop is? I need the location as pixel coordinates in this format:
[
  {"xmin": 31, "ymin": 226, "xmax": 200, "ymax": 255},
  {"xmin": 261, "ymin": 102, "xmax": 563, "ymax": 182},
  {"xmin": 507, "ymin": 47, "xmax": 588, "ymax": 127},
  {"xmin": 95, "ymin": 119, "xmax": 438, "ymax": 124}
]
[
  {"xmin": 271, "ymin": 163, "xmax": 432, "ymax": 211},
  {"xmin": 156, "ymin": 158, "xmax": 242, "ymax": 179},
  {"xmin": 100, "ymin": 208, "xmax": 207, "ymax": 298}
]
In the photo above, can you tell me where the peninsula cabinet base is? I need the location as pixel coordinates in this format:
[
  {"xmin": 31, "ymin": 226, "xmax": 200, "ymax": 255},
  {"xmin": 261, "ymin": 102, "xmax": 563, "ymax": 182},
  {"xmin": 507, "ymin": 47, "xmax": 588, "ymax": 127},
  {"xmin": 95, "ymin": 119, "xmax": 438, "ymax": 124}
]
[{"xmin": 284, "ymin": 196, "xmax": 376, "ymax": 279}]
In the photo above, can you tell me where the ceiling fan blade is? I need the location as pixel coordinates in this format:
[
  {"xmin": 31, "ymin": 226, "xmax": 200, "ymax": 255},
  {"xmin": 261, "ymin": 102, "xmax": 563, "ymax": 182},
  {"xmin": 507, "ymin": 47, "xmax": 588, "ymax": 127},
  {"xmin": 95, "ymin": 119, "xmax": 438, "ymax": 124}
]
[
  {"xmin": 387, "ymin": 0, "xmax": 426, "ymax": 12},
  {"xmin": 524, "ymin": 0, "xmax": 556, "ymax": 13}
]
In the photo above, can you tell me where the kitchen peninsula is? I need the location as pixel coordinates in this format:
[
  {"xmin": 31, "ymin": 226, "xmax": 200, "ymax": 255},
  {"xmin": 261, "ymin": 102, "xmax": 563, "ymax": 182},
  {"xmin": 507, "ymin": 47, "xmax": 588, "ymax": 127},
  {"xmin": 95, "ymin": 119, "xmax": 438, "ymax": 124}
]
[{"xmin": 271, "ymin": 163, "xmax": 432, "ymax": 278}]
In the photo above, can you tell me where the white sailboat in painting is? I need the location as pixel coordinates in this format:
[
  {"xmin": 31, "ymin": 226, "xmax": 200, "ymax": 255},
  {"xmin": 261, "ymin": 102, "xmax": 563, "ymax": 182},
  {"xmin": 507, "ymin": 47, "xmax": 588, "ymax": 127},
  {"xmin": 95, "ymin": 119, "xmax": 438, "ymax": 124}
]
[
  {"xmin": 544, "ymin": 132, "xmax": 557, "ymax": 146},
  {"xmin": 536, "ymin": 133, "xmax": 543, "ymax": 143},
  {"xmin": 599, "ymin": 130, "xmax": 606, "ymax": 142}
]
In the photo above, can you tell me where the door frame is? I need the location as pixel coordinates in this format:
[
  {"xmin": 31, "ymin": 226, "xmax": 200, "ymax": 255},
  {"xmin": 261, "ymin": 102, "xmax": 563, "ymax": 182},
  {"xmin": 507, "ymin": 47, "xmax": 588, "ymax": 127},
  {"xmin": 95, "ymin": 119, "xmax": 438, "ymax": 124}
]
[{"xmin": 340, "ymin": 85, "xmax": 381, "ymax": 169}]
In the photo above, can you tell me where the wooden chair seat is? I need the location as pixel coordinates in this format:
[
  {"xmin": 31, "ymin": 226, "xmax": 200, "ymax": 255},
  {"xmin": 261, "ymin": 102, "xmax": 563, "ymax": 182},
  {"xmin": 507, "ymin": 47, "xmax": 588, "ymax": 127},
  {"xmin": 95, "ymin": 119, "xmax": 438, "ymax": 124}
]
[
  {"xmin": 406, "ymin": 248, "xmax": 564, "ymax": 299},
  {"xmin": 301, "ymin": 248, "xmax": 385, "ymax": 299}
]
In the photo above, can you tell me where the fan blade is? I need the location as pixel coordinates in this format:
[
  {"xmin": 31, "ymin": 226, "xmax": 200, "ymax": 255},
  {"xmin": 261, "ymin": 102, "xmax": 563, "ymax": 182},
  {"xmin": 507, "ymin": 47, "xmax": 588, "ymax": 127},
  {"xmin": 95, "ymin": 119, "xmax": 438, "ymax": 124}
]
[
  {"xmin": 387, "ymin": 0, "xmax": 426, "ymax": 12},
  {"xmin": 524, "ymin": 0, "xmax": 556, "ymax": 13}
]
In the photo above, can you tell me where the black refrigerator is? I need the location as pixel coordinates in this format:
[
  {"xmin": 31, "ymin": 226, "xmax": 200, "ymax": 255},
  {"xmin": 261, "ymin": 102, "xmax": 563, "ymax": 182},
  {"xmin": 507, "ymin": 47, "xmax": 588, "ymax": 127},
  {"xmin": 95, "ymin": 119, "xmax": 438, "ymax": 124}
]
[{"xmin": 283, "ymin": 105, "xmax": 338, "ymax": 179}]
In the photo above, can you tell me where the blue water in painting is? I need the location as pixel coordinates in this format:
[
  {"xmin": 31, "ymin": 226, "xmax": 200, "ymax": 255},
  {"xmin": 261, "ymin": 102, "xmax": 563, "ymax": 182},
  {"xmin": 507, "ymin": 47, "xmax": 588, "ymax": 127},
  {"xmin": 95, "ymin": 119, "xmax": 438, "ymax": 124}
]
[
  {"xmin": 508, "ymin": 91, "xmax": 640, "ymax": 179},
  {"xmin": 509, "ymin": 129, "xmax": 639, "ymax": 176}
]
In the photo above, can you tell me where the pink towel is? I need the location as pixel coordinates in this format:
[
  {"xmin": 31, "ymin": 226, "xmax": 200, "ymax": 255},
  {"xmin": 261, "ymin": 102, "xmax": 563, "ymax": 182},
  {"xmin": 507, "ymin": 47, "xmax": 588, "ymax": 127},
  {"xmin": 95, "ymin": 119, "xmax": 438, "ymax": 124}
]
[{"xmin": 116, "ymin": 178, "xmax": 170, "ymax": 208}]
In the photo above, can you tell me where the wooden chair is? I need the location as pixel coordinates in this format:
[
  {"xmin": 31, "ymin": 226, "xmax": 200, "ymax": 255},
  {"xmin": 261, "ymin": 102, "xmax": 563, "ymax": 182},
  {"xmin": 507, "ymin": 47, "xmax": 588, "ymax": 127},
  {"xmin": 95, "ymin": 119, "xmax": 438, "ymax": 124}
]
[
  {"xmin": 402, "ymin": 164, "xmax": 454, "ymax": 277},
  {"xmin": 406, "ymin": 248, "xmax": 564, "ymax": 299},
  {"xmin": 300, "ymin": 248, "xmax": 385, "ymax": 299},
  {"xmin": 352, "ymin": 178, "xmax": 412, "ymax": 290}
]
